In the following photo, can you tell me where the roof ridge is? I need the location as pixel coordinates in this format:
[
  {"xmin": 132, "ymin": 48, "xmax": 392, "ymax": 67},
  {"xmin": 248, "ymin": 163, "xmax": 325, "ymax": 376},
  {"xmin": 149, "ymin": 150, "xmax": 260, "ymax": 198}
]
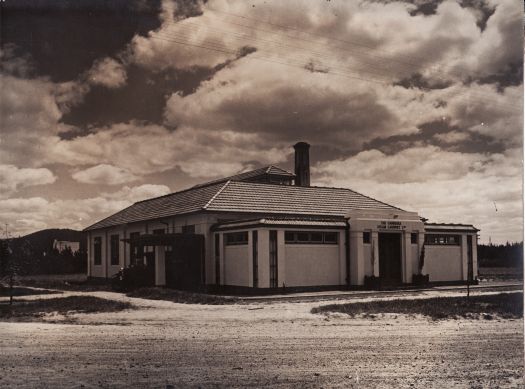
[{"xmin": 202, "ymin": 180, "xmax": 231, "ymax": 210}]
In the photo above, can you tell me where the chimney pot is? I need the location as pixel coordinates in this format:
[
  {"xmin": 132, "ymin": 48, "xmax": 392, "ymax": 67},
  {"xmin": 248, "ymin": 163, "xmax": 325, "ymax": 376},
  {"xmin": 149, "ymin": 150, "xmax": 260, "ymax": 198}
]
[{"xmin": 294, "ymin": 142, "xmax": 310, "ymax": 186}]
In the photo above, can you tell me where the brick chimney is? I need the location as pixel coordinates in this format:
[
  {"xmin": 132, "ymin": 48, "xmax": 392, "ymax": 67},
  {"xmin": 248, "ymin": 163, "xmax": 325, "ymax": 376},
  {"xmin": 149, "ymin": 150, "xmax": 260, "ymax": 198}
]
[{"xmin": 294, "ymin": 142, "xmax": 310, "ymax": 187}]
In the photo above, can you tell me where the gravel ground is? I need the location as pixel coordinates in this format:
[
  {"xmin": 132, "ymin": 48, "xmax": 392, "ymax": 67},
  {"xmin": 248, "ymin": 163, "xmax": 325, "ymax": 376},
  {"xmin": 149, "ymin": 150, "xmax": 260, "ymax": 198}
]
[{"xmin": 0, "ymin": 288, "xmax": 522, "ymax": 388}]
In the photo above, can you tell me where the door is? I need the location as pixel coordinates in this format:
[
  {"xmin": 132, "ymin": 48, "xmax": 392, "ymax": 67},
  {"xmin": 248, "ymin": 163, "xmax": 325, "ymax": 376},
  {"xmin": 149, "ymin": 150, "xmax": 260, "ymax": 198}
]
[
  {"xmin": 165, "ymin": 237, "xmax": 204, "ymax": 291},
  {"xmin": 269, "ymin": 230, "xmax": 278, "ymax": 288},
  {"xmin": 378, "ymin": 233, "xmax": 402, "ymax": 285}
]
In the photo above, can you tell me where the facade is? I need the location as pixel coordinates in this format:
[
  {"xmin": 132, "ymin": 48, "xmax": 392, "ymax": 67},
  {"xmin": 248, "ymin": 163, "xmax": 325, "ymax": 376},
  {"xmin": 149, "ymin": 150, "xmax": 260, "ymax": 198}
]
[
  {"xmin": 84, "ymin": 143, "xmax": 479, "ymax": 290},
  {"xmin": 53, "ymin": 240, "xmax": 80, "ymax": 254}
]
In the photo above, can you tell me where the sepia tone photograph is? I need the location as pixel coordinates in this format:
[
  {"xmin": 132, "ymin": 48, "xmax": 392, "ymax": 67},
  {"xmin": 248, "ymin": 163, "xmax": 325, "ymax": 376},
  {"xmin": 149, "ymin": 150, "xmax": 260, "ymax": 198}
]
[{"xmin": 0, "ymin": 0, "xmax": 523, "ymax": 387}]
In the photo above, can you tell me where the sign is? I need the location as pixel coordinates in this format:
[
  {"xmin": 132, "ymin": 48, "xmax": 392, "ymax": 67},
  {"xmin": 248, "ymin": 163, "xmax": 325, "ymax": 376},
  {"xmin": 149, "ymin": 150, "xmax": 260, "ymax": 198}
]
[{"xmin": 377, "ymin": 221, "xmax": 406, "ymax": 230}]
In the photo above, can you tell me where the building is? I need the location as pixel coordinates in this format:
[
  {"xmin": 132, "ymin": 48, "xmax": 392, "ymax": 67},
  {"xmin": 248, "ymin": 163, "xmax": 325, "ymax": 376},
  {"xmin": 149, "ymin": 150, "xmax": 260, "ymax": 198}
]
[
  {"xmin": 84, "ymin": 142, "xmax": 478, "ymax": 291},
  {"xmin": 53, "ymin": 239, "xmax": 80, "ymax": 254}
]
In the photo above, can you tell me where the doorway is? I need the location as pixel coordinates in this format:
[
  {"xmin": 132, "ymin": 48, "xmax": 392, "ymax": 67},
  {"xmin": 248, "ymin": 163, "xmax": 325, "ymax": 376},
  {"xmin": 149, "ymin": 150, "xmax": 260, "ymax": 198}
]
[{"xmin": 378, "ymin": 232, "xmax": 402, "ymax": 285}]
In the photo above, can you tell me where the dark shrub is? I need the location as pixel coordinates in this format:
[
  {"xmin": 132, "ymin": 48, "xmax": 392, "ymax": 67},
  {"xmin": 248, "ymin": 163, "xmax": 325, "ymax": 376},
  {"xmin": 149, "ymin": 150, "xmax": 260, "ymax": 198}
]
[{"xmin": 112, "ymin": 264, "xmax": 154, "ymax": 292}]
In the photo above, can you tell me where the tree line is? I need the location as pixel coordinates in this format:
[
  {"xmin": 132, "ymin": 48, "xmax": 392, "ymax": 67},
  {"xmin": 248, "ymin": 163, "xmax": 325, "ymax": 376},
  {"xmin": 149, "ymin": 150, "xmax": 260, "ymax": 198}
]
[{"xmin": 478, "ymin": 241, "xmax": 523, "ymax": 268}]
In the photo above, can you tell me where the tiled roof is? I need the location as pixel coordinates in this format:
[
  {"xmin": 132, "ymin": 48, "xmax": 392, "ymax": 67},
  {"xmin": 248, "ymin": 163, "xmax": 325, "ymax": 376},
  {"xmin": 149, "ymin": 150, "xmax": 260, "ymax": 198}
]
[
  {"xmin": 205, "ymin": 181, "xmax": 401, "ymax": 216},
  {"xmin": 85, "ymin": 180, "xmax": 402, "ymax": 231},
  {"xmin": 192, "ymin": 165, "xmax": 294, "ymax": 188},
  {"xmin": 84, "ymin": 182, "xmax": 227, "ymax": 230}
]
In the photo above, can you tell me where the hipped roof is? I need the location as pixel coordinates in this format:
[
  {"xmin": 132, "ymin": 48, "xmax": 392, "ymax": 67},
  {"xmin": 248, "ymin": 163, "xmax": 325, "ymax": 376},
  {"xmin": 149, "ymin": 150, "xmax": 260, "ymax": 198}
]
[{"xmin": 85, "ymin": 179, "xmax": 402, "ymax": 231}]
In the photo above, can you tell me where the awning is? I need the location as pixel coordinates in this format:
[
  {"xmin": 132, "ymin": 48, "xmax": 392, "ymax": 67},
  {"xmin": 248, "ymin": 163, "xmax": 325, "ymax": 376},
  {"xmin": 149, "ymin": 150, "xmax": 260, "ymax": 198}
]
[
  {"xmin": 212, "ymin": 217, "xmax": 347, "ymax": 231},
  {"xmin": 121, "ymin": 233, "xmax": 204, "ymax": 246}
]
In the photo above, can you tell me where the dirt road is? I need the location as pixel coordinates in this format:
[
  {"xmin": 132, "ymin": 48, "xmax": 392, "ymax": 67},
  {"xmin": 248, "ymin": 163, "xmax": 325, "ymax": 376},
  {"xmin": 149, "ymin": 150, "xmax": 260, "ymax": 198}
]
[{"xmin": 0, "ymin": 290, "xmax": 522, "ymax": 388}]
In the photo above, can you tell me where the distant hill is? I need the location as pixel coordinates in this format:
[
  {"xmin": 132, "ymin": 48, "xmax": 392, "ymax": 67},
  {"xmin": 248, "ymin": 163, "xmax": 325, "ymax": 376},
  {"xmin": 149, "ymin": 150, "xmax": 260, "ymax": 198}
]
[
  {"xmin": 9, "ymin": 228, "xmax": 86, "ymax": 256},
  {"xmin": 5, "ymin": 229, "xmax": 87, "ymax": 275}
]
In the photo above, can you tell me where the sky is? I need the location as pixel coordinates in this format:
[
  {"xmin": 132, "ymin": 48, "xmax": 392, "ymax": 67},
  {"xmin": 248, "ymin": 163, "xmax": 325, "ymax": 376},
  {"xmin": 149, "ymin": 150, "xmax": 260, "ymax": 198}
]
[{"xmin": 0, "ymin": 0, "xmax": 523, "ymax": 243}]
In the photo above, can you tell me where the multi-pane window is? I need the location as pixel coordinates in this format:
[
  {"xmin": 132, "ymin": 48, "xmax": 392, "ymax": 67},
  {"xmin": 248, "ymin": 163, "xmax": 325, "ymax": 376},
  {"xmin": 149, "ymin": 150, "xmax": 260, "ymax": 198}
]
[
  {"xmin": 225, "ymin": 231, "xmax": 249, "ymax": 245},
  {"xmin": 363, "ymin": 232, "xmax": 371, "ymax": 244},
  {"xmin": 285, "ymin": 231, "xmax": 339, "ymax": 244},
  {"xmin": 424, "ymin": 234, "xmax": 461, "ymax": 246},
  {"xmin": 181, "ymin": 225, "xmax": 195, "ymax": 234},
  {"xmin": 153, "ymin": 228, "xmax": 165, "ymax": 235},
  {"xmin": 93, "ymin": 237, "xmax": 102, "ymax": 265},
  {"xmin": 110, "ymin": 234, "xmax": 119, "ymax": 266},
  {"xmin": 411, "ymin": 233, "xmax": 418, "ymax": 244}
]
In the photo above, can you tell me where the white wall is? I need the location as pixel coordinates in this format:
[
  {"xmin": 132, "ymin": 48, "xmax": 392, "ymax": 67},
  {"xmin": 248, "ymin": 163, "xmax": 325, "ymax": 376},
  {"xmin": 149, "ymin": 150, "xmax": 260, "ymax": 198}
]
[
  {"xmin": 284, "ymin": 245, "xmax": 340, "ymax": 287},
  {"xmin": 87, "ymin": 213, "xmax": 218, "ymax": 279},
  {"xmin": 223, "ymin": 244, "xmax": 250, "ymax": 286},
  {"xmin": 425, "ymin": 246, "xmax": 463, "ymax": 282}
]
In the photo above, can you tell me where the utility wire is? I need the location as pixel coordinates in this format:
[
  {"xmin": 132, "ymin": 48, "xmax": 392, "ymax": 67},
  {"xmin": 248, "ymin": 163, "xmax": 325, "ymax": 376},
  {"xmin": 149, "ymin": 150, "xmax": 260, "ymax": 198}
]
[
  {"xmin": 148, "ymin": 26, "xmax": 521, "ymax": 113},
  {"xmin": 158, "ymin": 6, "xmax": 522, "ymax": 111}
]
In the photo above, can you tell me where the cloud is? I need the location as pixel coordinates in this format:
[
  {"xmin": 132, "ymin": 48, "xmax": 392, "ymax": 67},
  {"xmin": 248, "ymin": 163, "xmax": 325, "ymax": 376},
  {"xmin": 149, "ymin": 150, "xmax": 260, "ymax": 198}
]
[
  {"xmin": 72, "ymin": 164, "xmax": 139, "ymax": 185},
  {"xmin": 87, "ymin": 57, "xmax": 127, "ymax": 89},
  {"xmin": 0, "ymin": 184, "xmax": 171, "ymax": 237},
  {"xmin": 48, "ymin": 122, "xmax": 290, "ymax": 178},
  {"xmin": 164, "ymin": 59, "xmax": 401, "ymax": 151},
  {"xmin": 314, "ymin": 146, "xmax": 522, "ymax": 243},
  {"xmin": 433, "ymin": 130, "xmax": 470, "ymax": 144},
  {"xmin": 0, "ymin": 165, "xmax": 57, "ymax": 198}
]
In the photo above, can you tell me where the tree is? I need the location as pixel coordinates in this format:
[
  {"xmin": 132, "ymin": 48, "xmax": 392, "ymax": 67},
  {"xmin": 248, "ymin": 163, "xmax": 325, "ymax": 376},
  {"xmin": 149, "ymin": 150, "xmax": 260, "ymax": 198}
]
[
  {"xmin": 418, "ymin": 244, "xmax": 425, "ymax": 275},
  {"xmin": 0, "ymin": 239, "xmax": 15, "ymax": 305}
]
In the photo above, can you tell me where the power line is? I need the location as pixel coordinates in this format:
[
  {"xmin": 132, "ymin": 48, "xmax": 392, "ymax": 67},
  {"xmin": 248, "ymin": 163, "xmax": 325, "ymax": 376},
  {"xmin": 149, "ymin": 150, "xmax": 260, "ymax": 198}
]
[
  {"xmin": 164, "ymin": 3, "xmax": 522, "ymax": 88},
  {"xmin": 157, "ymin": 5, "xmax": 522, "ymax": 111},
  {"xmin": 147, "ymin": 27, "xmax": 522, "ymax": 113}
]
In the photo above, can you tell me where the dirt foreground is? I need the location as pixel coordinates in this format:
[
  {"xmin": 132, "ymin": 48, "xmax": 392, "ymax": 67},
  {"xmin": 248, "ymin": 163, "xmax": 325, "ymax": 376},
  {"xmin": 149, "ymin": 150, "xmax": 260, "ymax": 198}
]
[{"xmin": 0, "ymin": 289, "xmax": 523, "ymax": 388}]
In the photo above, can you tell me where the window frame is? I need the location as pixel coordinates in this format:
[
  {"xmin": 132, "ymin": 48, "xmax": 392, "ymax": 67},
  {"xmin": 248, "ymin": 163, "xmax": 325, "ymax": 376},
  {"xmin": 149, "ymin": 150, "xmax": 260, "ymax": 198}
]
[
  {"xmin": 424, "ymin": 234, "xmax": 461, "ymax": 246},
  {"xmin": 284, "ymin": 231, "xmax": 339, "ymax": 245},
  {"xmin": 225, "ymin": 231, "xmax": 249, "ymax": 246}
]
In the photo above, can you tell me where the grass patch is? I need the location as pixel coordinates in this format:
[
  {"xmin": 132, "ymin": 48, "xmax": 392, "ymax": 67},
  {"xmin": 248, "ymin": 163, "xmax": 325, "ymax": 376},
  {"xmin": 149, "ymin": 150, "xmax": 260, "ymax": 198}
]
[
  {"xmin": 0, "ymin": 285, "xmax": 61, "ymax": 297},
  {"xmin": 311, "ymin": 292, "xmax": 523, "ymax": 320},
  {"xmin": 0, "ymin": 296, "xmax": 133, "ymax": 321},
  {"xmin": 478, "ymin": 267, "xmax": 523, "ymax": 281},
  {"xmin": 127, "ymin": 287, "xmax": 238, "ymax": 305},
  {"xmin": 19, "ymin": 278, "xmax": 113, "ymax": 292}
]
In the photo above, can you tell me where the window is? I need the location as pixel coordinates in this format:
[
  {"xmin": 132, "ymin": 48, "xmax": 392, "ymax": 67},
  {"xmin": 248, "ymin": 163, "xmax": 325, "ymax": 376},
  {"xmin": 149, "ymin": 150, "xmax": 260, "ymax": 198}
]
[
  {"xmin": 93, "ymin": 237, "xmax": 102, "ymax": 265},
  {"xmin": 363, "ymin": 232, "xmax": 371, "ymax": 244},
  {"xmin": 153, "ymin": 228, "xmax": 165, "ymax": 235},
  {"xmin": 411, "ymin": 233, "xmax": 418, "ymax": 244},
  {"xmin": 324, "ymin": 232, "xmax": 338, "ymax": 244},
  {"xmin": 182, "ymin": 225, "xmax": 195, "ymax": 234},
  {"xmin": 225, "ymin": 231, "xmax": 249, "ymax": 245},
  {"xmin": 425, "ymin": 234, "xmax": 461, "ymax": 246},
  {"xmin": 215, "ymin": 234, "xmax": 221, "ymax": 285},
  {"xmin": 110, "ymin": 235, "xmax": 119, "ymax": 266},
  {"xmin": 285, "ymin": 231, "xmax": 339, "ymax": 244}
]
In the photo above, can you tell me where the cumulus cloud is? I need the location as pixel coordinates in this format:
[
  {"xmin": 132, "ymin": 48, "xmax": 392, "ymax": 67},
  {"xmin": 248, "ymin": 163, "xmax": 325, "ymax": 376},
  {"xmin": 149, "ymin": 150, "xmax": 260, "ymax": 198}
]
[
  {"xmin": 0, "ymin": 184, "xmax": 171, "ymax": 237},
  {"xmin": 72, "ymin": 164, "xmax": 139, "ymax": 185},
  {"xmin": 0, "ymin": 165, "xmax": 57, "ymax": 198},
  {"xmin": 48, "ymin": 122, "xmax": 290, "ymax": 178},
  {"xmin": 86, "ymin": 57, "xmax": 127, "ymax": 89},
  {"xmin": 1, "ymin": 0, "xmax": 521, "ymax": 243},
  {"xmin": 314, "ymin": 146, "xmax": 523, "ymax": 243}
]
